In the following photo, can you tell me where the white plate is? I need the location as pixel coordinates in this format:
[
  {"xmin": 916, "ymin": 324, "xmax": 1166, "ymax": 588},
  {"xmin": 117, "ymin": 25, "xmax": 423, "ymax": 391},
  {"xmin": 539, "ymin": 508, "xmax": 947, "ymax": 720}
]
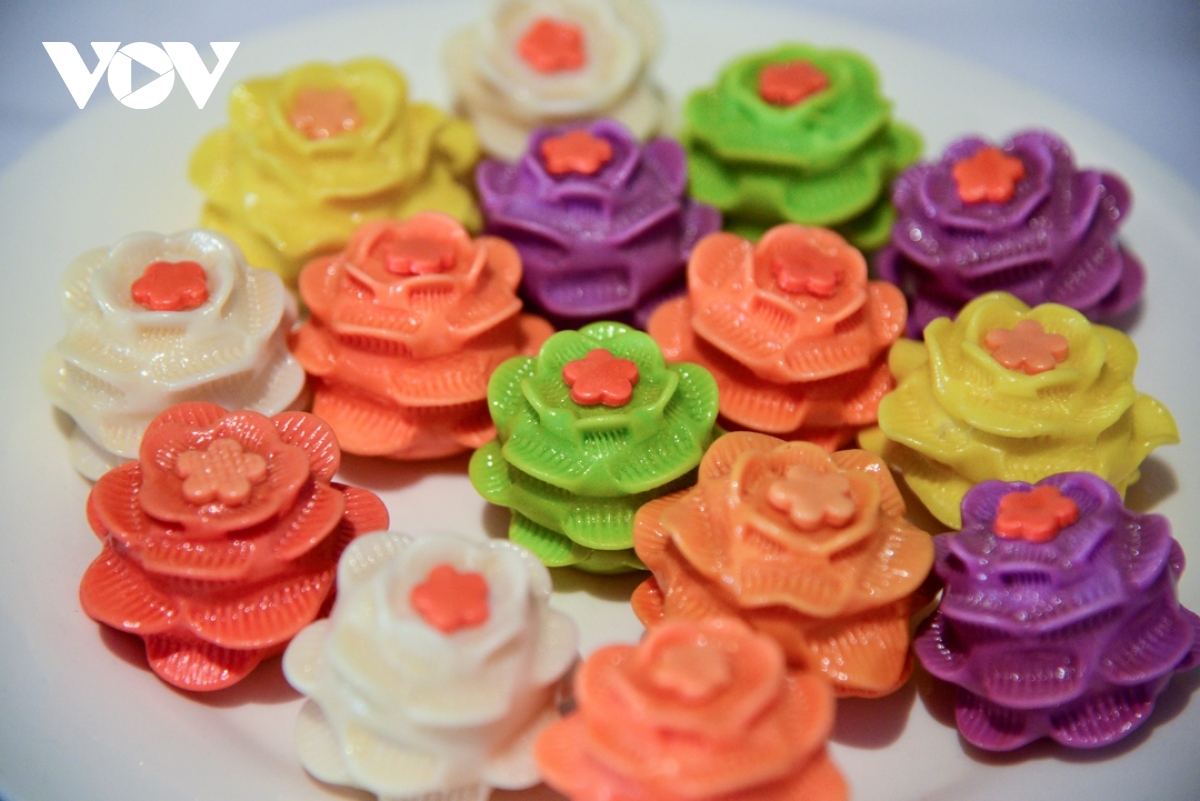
[{"xmin": 1, "ymin": 1, "xmax": 1199, "ymax": 799}]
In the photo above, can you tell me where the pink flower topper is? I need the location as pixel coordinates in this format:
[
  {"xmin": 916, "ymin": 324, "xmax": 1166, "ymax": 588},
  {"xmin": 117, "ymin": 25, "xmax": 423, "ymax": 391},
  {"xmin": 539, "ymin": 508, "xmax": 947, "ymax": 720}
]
[
  {"xmin": 540, "ymin": 129, "xmax": 615, "ymax": 176},
  {"xmin": 288, "ymin": 87, "xmax": 362, "ymax": 140},
  {"xmin": 647, "ymin": 641, "xmax": 734, "ymax": 702},
  {"xmin": 410, "ymin": 563, "xmax": 491, "ymax": 633},
  {"xmin": 993, "ymin": 485, "xmax": 1080, "ymax": 543},
  {"xmin": 766, "ymin": 464, "xmax": 856, "ymax": 530},
  {"xmin": 758, "ymin": 61, "xmax": 830, "ymax": 107},
  {"xmin": 562, "ymin": 348, "xmax": 640, "ymax": 407},
  {"xmin": 771, "ymin": 243, "xmax": 844, "ymax": 298},
  {"xmin": 984, "ymin": 319, "xmax": 1070, "ymax": 375},
  {"xmin": 517, "ymin": 17, "xmax": 587, "ymax": 74},
  {"xmin": 952, "ymin": 146, "xmax": 1026, "ymax": 204},
  {"xmin": 130, "ymin": 260, "xmax": 209, "ymax": 311},
  {"xmin": 175, "ymin": 438, "xmax": 268, "ymax": 507}
]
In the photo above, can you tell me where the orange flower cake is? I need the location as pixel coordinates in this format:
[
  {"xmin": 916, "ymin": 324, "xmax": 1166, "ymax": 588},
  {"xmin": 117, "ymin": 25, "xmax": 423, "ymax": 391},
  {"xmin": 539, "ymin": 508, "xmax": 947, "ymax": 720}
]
[
  {"xmin": 289, "ymin": 213, "xmax": 554, "ymax": 459},
  {"xmin": 648, "ymin": 224, "xmax": 905, "ymax": 449},
  {"xmin": 78, "ymin": 402, "xmax": 389, "ymax": 691},
  {"xmin": 632, "ymin": 432, "xmax": 934, "ymax": 697},
  {"xmin": 535, "ymin": 617, "xmax": 847, "ymax": 801}
]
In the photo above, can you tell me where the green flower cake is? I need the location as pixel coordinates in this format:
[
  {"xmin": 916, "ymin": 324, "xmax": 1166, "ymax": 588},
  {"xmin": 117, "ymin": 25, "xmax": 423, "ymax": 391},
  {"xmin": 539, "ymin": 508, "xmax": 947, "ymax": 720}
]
[
  {"xmin": 470, "ymin": 322, "xmax": 720, "ymax": 573},
  {"xmin": 683, "ymin": 44, "xmax": 921, "ymax": 250}
]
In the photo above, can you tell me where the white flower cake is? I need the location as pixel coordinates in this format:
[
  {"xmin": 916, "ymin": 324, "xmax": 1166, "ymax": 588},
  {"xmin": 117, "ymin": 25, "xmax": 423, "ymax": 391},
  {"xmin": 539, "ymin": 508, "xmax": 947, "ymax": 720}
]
[
  {"xmin": 445, "ymin": 0, "xmax": 667, "ymax": 159},
  {"xmin": 42, "ymin": 230, "xmax": 305, "ymax": 480},
  {"xmin": 283, "ymin": 531, "xmax": 579, "ymax": 801}
]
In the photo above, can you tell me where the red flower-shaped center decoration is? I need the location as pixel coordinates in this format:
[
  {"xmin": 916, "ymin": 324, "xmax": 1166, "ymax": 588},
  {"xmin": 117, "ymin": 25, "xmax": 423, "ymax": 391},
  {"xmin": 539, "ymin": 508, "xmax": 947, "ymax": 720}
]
[
  {"xmin": 372, "ymin": 235, "xmax": 457, "ymax": 277},
  {"xmin": 984, "ymin": 319, "xmax": 1070, "ymax": 375},
  {"xmin": 409, "ymin": 563, "xmax": 490, "ymax": 633},
  {"xmin": 131, "ymin": 260, "xmax": 209, "ymax": 311},
  {"xmin": 994, "ymin": 485, "xmax": 1079, "ymax": 543},
  {"xmin": 175, "ymin": 438, "xmax": 268, "ymax": 507},
  {"xmin": 766, "ymin": 464, "xmax": 856, "ymax": 531},
  {"xmin": 288, "ymin": 87, "xmax": 362, "ymax": 140},
  {"xmin": 770, "ymin": 246, "xmax": 844, "ymax": 298},
  {"xmin": 563, "ymin": 348, "xmax": 640, "ymax": 407},
  {"xmin": 648, "ymin": 643, "xmax": 734, "ymax": 702},
  {"xmin": 952, "ymin": 146, "xmax": 1027, "ymax": 204},
  {"xmin": 517, "ymin": 17, "xmax": 587, "ymax": 74},
  {"xmin": 758, "ymin": 60, "xmax": 830, "ymax": 107},
  {"xmin": 540, "ymin": 129, "xmax": 614, "ymax": 176}
]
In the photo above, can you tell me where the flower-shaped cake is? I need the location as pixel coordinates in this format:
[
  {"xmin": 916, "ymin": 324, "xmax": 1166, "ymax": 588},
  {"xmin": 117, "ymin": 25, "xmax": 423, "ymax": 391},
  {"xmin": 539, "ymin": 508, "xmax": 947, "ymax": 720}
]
[
  {"xmin": 915, "ymin": 473, "xmax": 1200, "ymax": 751},
  {"xmin": 877, "ymin": 130, "xmax": 1145, "ymax": 336},
  {"xmin": 535, "ymin": 617, "xmax": 847, "ymax": 801},
  {"xmin": 78, "ymin": 402, "xmax": 389, "ymax": 691},
  {"xmin": 470, "ymin": 322, "xmax": 719, "ymax": 573},
  {"xmin": 633, "ymin": 433, "xmax": 934, "ymax": 697},
  {"xmin": 289, "ymin": 213, "xmax": 554, "ymax": 460},
  {"xmin": 648, "ymin": 224, "xmax": 905, "ymax": 449},
  {"xmin": 42, "ymin": 230, "xmax": 306, "ymax": 480},
  {"xmin": 445, "ymin": 0, "xmax": 666, "ymax": 159},
  {"xmin": 190, "ymin": 58, "xmax": 481, "ymax": 285},
  {"xmin": 284, "ymin": 531, "xmax": 577, "ymax": 799},
  {"xmin": 866, "ymin": 292, "xmax": 1178, "ymax": 528},
  {"xmin": 477, "ymin": 120, "xmax": 722, "ymax": 327},
  {"xmin": 683, "ymin": 43, "xmax": 921, "ymax": 251}
]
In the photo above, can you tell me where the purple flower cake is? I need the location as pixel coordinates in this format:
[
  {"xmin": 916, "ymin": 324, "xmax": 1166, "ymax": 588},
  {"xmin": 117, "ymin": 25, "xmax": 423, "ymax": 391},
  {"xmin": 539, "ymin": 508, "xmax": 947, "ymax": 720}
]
[
  {"xmin": 915, "ymin": 472, "xmax": 1200, "ymax": 751},
  {"xmin": 877, "ymin": 130, "xmax": 1145, "ymax": 337},
  {"xmin": 477, "ymin": 119, "xmax": 721, "ymax": 327}
]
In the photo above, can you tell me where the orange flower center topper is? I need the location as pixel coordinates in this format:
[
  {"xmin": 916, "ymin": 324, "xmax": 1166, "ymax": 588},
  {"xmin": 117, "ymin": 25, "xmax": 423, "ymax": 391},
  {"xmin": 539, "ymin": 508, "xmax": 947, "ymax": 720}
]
[
  {"xmin": 562, "ymin": 348, "xmax": 640, "ymax": 407},
  {"xmin": 770, "ymin": 241, "xmax": 845, "ymax": 297},
  {"xmin": 131, "ymin": 260, "xmax": 209, "ymax": 311},
  {"xmin": 288, "ymin": 87, "xmax": 362, "ymax": 140},
  {"xmin": 952, "ymin": 145, "xmax": 1026, "ymax": 204},
  {"xmin": 648, "ymin": 642, "xmax": 734, "ymax": 701},
  {"xmin": 984, "ymin": 319, "xmax": 1070, "ymax": 375},
  {"xmin": 374, "ymin": 236, "xmax": 457, "ymax": 277},
  {"xmin": 758, "ymin": 60, "xmax": 829, "ymax": 107},
  {"xmin": 175, "ymin": 438, "xmax": 268, "ymax": 507},
  {"xmin": 409, "ymin": 563, "xmax": 491, "ymax": 633},
  {"xmin": 766, "ymin": 464, "xmax": 856, "ymax": 530},
  {"xmin": 540, "ymin": 129, "xmax": 614, "ymax": 176},
  {"xmin": 518, "ymin": 17, "xmax": 587, "ymax": 74},
  {"xmin": 994, "ymin": 485, "xmax": 1079, "ymax": 543}
]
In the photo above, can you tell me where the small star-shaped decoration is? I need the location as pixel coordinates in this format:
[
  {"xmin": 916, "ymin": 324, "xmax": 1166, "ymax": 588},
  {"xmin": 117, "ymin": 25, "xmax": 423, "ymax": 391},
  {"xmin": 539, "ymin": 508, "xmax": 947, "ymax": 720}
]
[
  {"xmin": 131, "ymin": 260, "xmax": 209, "ymax": 312},
  {"xmin": 649, "ymin": 644, "xmax": 733, "ymax": 702},
  {"xmin": 994, "ymin": 485, "xmax": 1079, "ymax": 543},
  {"xmin": 758, "ymin": 60, "xmax": 830, "ymax": 107},
  {"xmin": 771, "ymin": 245, "xmax": 844, "ymax": 298},
  {"xmin": 373, "ymin": 236, "xmax": 456, "ymax": 277},
  {"xmin": 175, "ymin": 438, "xmax": 268, "ymax": 507},
  {"xmin": 562, "ymin": 348, "xmax": 640, "ymax": 407},
  {"xmin": 984, "ymin": 319, "xmax": 1070, "ymax": 375},
  {"xmin": 288, "ymin": 87, "xmax": 362, "ymax": 140},
  {"xmin": 766, "ymin": 464, "xmax": 856, "ymax": 531},
  {"xmin": 952, "ymin": 146, "xmax": 1026, "ymax": 204},
  {"xmin": 517, "ymin": 16, "xmax": 587, "ymax": 73},
  {"xmin": 540, "ymin": 129, "xmax": 614, "ymax": 176},
  {"xmin": 409, "ymin": 564, "xmax": 490, "ymax": 633}
]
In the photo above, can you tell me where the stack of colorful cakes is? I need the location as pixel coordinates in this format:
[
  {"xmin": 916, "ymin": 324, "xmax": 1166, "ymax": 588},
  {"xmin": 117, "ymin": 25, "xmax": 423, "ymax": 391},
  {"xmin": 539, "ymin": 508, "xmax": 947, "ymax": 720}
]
[
  {"xmin": 190, "ymin": 59, "xmax": 481, "ymax": 286},
  {"xmin": 470, "ymin": 322, "xmax": 719, "ymax": 573},
  {"xmin": 648, "ymin": 224, "xmax": 905, "ymax": 450},
  {"xmin": 877, "ymin": 130, "xmax": 1146, "ymax": 336},
  {"xmin": 683, "ymin": 44, "xmax": 920, "ymax": 250},
  {"xmin": 477, "ymin": 119, "xmax": 721, "ymax": 328},
  {"xmin": 289, "ymin": 213, "xmax": 553, "ymax": 460}
]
